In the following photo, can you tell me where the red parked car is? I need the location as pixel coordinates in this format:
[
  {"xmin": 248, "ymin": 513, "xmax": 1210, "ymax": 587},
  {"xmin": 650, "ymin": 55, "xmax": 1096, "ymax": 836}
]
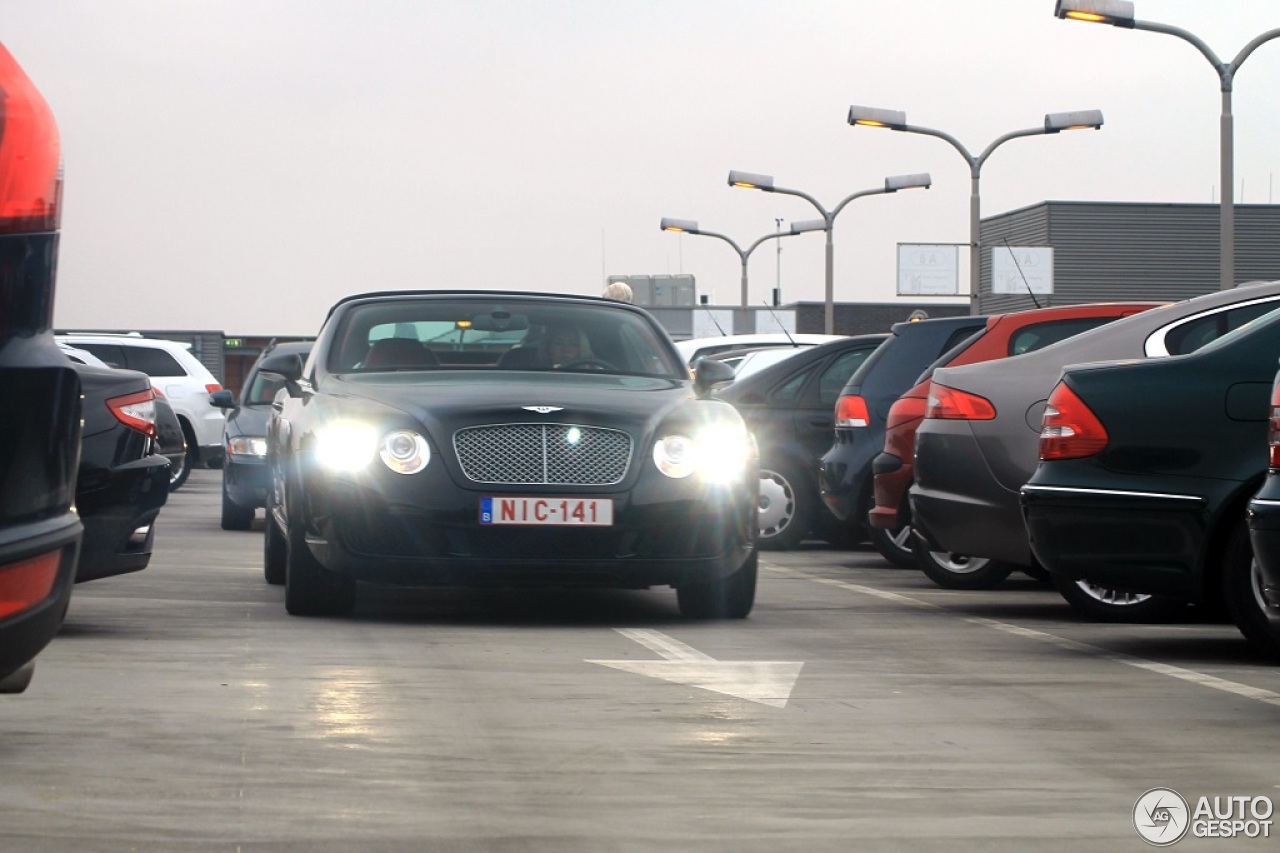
[{"xmin": 867, "ymin": 302, "xmax": 1163, "ymax": 574}]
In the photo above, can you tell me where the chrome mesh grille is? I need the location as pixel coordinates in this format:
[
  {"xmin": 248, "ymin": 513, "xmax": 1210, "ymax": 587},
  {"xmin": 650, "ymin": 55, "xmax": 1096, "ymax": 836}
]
[{"xmin": 453, "ymin": 423, "xmax": 632, "ymax": 485}]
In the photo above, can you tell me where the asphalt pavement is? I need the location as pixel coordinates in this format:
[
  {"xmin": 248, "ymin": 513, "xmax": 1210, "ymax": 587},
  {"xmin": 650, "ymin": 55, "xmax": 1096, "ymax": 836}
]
[{"xmin": 3, "ymin": 470, "xmax": 1278, "ymax": 852}]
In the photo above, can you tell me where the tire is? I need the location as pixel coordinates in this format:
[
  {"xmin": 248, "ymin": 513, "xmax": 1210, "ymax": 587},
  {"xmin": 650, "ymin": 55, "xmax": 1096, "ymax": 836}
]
[
  {"xmin": 167, "ymin": 449, "xmax": 190, "ymax": 492},
  {"xmin": 221, "ymin": 484, "xmax": 255, "ymax": 531},
  {"xmin": 677, "ymin": 551, "xmax": 757, "ymax": 619},
  {"xmin": 757, "ymin": 463, "xmax": 813, "ymax": 551},
  {"xmin": 263, "ymin": 510, "xmax": 286, "ymax": 585},
  {"xmin": 868, "ymin": 499, "xmax": 916, "ymax": 569},
  {"xmin": 1222, "ymin": 519, "xmax": 1280, "ymax": 658},
  {"xmin": 1051, "ymin": 572, "xmax": 1186, "ymax": 623},
  {"xmin": 911, "ymin": 534, "xmax": 1014, "ymax": 590},
  {"xmin": 283, "ymin": 500, "xmax": 356, "ymax": 616}
]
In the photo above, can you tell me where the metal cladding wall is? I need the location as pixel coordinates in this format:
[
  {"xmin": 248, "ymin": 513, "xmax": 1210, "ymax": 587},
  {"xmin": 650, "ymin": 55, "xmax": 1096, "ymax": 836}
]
[{"xmin": 977, "ymin": 201, "xmax": 1280, "ymax": 314}]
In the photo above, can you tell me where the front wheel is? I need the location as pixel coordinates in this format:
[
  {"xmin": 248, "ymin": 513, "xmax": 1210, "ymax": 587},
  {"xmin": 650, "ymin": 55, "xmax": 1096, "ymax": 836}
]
[
  {"xmin": 221, "ymin": 483, "xmax": 254, "ymax": 531},
  {"xmin": 263, "ymin": 510, "xmax": 287, "ymax": 585},
  {"xmin": 284, "ymin": 508, "xmax": 356, "ymax": 616},
  {"xmin": 1052, "ymin": 573, "xmax": 1186, "ymax": 623},
  {"xmin": 1222, "ymin": 520, "xmax": 1280, "ymax": 658},
  {"xmin": 677, "ymin": 552, "xmax": 757, "ymax": 619},
  {"xmin": 911, "ymin": 535, "xmax": 1013, "ymax": 590}
]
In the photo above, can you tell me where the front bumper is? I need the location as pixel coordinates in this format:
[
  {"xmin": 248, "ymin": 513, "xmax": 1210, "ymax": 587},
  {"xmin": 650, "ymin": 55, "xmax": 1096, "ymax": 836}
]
[
  {"xmin": 300, "ymin": 473, "xmax": 758, "ymax": 590},
  {"xmin": 223, "ymin": 454, "xmax": 269, "ymax": 510},
  {"xmin": 1021, "ymin": 483, "xmax": 1208, "ymax": 599}
]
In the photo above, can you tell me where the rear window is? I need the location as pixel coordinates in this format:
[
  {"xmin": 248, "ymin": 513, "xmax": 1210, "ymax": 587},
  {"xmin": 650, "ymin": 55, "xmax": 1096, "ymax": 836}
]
[
  {"xmin": 847, "ymin": 320, "xmax": 987, "ymax": 394},
  {"xmin": 122, "ymin": 347, "xmax": 187, "ymax": 378},
  {"xmin": 1163, "ymin": 300, "xmax": 1280, "ymax": 355},
  {"xmin": 1007, "ymin": 317, "xmax": 1118, "ymax": 356}
]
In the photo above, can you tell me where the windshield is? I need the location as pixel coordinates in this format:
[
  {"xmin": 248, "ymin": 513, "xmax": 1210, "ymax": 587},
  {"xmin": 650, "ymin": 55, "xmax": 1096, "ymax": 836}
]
[{"xmin": 326, "ymin": 297, "xmax": 686, "ymax": 378}]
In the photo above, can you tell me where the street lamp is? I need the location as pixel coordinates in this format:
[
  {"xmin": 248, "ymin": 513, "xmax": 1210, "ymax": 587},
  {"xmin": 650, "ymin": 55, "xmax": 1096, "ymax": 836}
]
[
  {"xmin": 849, "ymin": 105, "xmax": 1102, "ymax": 313},
  {"xmin": 1055, "ymin": 0, "xmax": 1280, "ymax": 290},
  {"xmin": 727, "ymin": 171, "xmax": 932, "ymax": 333},
  {"xmin": 659, "ymin": 217, "xmax": 801, "ymax": 309}
]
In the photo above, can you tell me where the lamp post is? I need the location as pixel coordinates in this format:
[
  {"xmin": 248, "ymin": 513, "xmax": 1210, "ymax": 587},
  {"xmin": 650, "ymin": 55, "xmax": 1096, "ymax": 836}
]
[
  {"xmin": 727, "ymin": 171, "xmax": 932, "ymax": 334},
  {"xmin": 658, "ymin": 217, "xmax": 801, "ymax": 309},
  {"xmin": 848, "ymin": 106, "xmax": 1102, "ymax": 313},
  {"xmin": 1055, "ymin": 0, "xmax": 1280, "ymax": 291}
]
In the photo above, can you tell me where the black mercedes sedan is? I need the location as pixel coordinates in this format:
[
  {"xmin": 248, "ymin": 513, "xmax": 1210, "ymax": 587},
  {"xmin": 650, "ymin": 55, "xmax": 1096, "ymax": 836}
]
[
  {"xmin": 1022, "ymin": 307, "xmax": 1280, "ymax": 655},
  {"xmin": 260, "ymin": 291, "xmax": 759, "ymax": 619}
]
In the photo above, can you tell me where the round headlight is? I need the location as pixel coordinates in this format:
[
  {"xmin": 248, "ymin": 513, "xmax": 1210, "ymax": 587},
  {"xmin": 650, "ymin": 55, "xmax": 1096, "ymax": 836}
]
[
  {"xmin": 379, "ymin": 430, "xmax": 430, "ymax": 475},
  {"xmin": 653, "ymin": 434, "xmax": 697, "ymax": 479}
]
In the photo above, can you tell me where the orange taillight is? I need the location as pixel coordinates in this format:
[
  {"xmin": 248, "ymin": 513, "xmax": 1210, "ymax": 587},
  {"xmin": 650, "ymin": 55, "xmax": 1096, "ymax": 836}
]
[
  {"xmin": 834, "ymin": 394, "xmax": 871, "ymax": 428},
  {"xmin": 924, "ymin": 383, "xmax": 996, "ymax": 420},
  {"xmin": 1039, "ymin": 381, "xmax": 1108, "ymax": 461}
]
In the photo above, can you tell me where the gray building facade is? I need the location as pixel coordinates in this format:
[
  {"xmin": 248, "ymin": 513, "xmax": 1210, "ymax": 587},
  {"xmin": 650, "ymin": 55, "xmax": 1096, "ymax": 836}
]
[{"xmin": 978, "ymin": 201, "xmax": 1280, "ymax": 313}]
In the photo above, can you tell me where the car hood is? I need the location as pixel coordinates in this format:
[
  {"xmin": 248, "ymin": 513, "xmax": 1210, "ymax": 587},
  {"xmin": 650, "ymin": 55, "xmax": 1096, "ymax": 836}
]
[{"xmin": 322, "ymin": 372, "xmax": 729, "ymax": 439}]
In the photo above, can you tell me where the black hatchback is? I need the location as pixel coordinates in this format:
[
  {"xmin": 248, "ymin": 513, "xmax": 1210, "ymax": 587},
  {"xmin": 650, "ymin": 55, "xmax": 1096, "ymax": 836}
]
[
  {"xmin": 715, "ymin": 334, "xmax": 887, "ymax": 549},
  {"xmin": 818, "ymin": 315, "xmax": 989, "ymax": 543},
  {"xmin": 1023, "ymin": 308, "xmax": 1280, "ymax": 655}
]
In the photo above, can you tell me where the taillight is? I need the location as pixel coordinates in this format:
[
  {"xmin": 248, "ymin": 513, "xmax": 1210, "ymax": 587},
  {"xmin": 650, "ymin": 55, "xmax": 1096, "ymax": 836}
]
[
  {"xmin": 107, "ymin": 388, "xmax": 157, "ymax": 438},
  {"xmin": 0, "ymin": 550, "xmax": 59, "ymax": 619},
  {"xmin": 1039, "ymin": 381, "xmax": 1108, "ymax": 460},
  {"xmin": 834, "ymin": 394, "xmax": 871, "ymax": 428},
  {"xmin": 205, "ymin": 383, "xmax": 222, "ymax": 394},
  {"xmin": 924, "ymin": 383, "xmax": 995, "ymax": 420},
  {"xmin": 1268, "ymin": 382, "xmax": 1280, "ymax": 469},
  {"xmin": 0, "ymin": 44, "xmax": 62, "ymax": 234}
]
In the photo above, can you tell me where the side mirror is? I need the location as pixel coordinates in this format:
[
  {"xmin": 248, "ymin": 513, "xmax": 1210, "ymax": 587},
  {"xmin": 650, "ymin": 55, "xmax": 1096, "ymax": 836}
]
[
  {"xmin": 257, "ymin": 351, "xmax": 305, "ymax": 398},
  {"xmin": 209, "ymin": 389, "xmax": 237, "ymax": 409},
  {"xmin": 692, "ymin": 357, "xmax": 735, "ymax": 398}
]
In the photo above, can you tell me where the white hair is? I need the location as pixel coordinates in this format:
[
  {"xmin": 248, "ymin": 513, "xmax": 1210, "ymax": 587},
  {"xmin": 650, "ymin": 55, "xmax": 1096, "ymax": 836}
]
[{"xmin": 603, "ymin": 281, "xmax": 634, "ymax": 303}]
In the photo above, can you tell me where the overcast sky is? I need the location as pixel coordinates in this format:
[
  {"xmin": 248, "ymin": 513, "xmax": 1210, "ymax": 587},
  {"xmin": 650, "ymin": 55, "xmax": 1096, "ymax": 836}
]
[{"xmin": 10, "ymin": 1, "xmax": 1280, "ymax": 335}]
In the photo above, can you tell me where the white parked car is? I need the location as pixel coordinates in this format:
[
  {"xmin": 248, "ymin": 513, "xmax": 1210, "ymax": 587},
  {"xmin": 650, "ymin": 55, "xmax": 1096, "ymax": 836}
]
[
  {"xmin": 674, "ymin": 333, "xmax": 843, "ymax": 368},
  {"xmin": 56, "ymin": 333, "xmax": 226, "ymax": 473}
]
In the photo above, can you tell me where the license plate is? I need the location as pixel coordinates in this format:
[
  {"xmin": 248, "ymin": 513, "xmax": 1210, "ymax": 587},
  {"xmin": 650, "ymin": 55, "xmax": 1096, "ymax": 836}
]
[{"xmin": 480, "ymin": 497, "xmax": 614, "ymax": 526}]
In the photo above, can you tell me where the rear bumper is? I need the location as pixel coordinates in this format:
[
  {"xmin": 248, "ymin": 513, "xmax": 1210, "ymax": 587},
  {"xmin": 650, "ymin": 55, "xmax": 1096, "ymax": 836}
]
[
  {"xmin": 0, "ymin": 514, "xmax": 81, "ymax": 687},
  {"xmin": 76, "ymin": 455, "xmax": 170, "ymax": 582},
  {"xmin": 1247, "ymin": 495, "xmax": 1280, "ymax": 625},
  {"xmin": 1022, "ymin": 483, "xmax": 1207, "ymax": 599}
]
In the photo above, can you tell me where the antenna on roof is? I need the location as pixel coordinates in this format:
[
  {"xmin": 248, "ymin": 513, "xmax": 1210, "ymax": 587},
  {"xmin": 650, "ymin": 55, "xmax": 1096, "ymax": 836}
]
[
  {"xmin": 701, "ymin": 304, "xmax": 726, "ymax": 336},
  {"xmin": 1002, "ymin": 239, "xmax": 1042, "ymax": 310},
  {"xmin": 761, "ymin": 301, "xmax": 798, "ymax": 346}
]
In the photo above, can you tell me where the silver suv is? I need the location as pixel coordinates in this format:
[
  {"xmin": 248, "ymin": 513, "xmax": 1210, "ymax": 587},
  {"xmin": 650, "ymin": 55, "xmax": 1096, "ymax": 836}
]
[{"xmin": 56, "ymin": 334, "xmax": 226, "ymax": 475}]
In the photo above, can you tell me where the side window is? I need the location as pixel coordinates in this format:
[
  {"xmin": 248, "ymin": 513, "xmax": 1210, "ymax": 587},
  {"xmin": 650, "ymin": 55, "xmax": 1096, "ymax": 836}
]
[
  {"xmin": 74, "ymin": 343, "xmax": 126, "ymax": 368},
  {"xmin": 818, "ymin": 348, "xmax": 874, "ymax": 409},
  {"xmin": 122, "ymin": 346, "xmax": 187, "ymax": 378},
  {"xmin": 769, "ymin": 365, "xmax": 819, "ymax": 406},
  {"xmin": 1007, "ymin": 317, "xmax": 1116, "ymax": 356},
  {"xmin": 1164, "ymin": 301, "xmax": 1279, "ymax": 355}
]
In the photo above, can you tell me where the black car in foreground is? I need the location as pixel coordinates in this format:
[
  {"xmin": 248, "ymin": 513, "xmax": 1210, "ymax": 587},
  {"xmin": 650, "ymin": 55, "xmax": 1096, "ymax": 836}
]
[
  {"xmin": 1022, "ymin": 308, "xmax": 1280, "ymax": 655},
  {"xmin": 1246, "ymin": 370, "xmax": 1280, "ymax": 646},
  {"xmin": 0, "ymin": 43, "xmax": 81, "ymax": 694},
  {"xmin": 71, "ymin": 363, "xmax": 171, "ymax": 582},
  {"xmin": 715, "ymin": 333, "xmax": 887, "ymax": 549},
  {"xmin": 818, "ymin": 315, "xmax": 989, "ymax": 543},
  {"xmin": 212, "ymin": 340, "xmax": 312, "ymax": 530},
  {"xmin": 261, "ymin": 291, "xmax": 758, "ymax": 618}
]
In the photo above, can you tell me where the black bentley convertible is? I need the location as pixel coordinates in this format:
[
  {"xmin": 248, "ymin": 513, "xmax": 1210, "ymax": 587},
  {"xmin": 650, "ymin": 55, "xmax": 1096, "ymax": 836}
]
[{"xmin": 260, "ymin": 291, "xmax": 759, "ymax": 618}]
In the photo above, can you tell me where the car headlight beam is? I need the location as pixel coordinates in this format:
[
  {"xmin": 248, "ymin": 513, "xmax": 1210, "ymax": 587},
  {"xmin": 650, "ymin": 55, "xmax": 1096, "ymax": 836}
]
[{"xmin": 654, "ymin": 424, "xmax": 753, "ymax": 484}]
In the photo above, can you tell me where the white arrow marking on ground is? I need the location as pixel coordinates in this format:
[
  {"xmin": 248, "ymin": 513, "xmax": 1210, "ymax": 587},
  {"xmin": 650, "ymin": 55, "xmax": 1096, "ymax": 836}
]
[{"xmin": 586, "ymin": 628, "xmax": 803, "ymax": 708}]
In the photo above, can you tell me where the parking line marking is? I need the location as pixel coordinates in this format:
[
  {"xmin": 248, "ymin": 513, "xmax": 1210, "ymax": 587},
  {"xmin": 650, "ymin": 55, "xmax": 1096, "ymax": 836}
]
[{"xmin": 773, "ymin": 565, "xmax": 1280, "ymax": 708}]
